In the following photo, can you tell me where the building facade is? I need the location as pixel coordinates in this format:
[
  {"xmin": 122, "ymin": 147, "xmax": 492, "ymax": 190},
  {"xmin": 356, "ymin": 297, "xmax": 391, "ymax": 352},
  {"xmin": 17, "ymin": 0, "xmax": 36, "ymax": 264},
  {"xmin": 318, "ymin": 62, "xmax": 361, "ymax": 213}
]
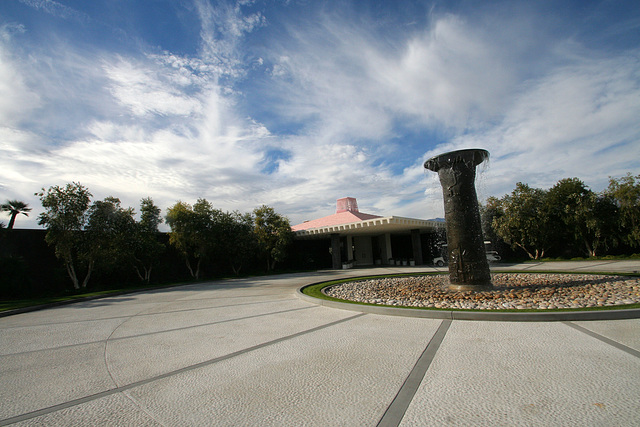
[{"xmin": 291, "ymin": 197, "xmax": 444, "ymax": 269}]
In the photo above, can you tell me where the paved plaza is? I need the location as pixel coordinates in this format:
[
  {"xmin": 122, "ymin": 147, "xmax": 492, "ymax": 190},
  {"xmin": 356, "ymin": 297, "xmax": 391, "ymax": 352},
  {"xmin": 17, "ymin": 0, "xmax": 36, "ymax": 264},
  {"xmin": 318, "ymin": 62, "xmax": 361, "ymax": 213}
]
[{"xmin": 1, "ymin": 261, "xmax": 639, "ymax": 426}]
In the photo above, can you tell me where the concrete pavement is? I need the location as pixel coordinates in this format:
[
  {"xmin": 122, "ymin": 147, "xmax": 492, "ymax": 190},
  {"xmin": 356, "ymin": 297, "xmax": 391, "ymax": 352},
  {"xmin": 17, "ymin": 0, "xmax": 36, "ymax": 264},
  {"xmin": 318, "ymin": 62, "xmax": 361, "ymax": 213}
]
[{"xmin": 1, "ymin": 261, "xmax": 639, "ymax": 426}]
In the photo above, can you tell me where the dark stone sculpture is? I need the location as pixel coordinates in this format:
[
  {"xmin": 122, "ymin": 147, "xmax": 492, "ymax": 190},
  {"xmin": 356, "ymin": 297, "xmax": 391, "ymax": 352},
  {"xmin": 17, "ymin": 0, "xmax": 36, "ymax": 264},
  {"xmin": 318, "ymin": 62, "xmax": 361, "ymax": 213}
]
[{"xmin": 425, "ymin": 149, "xmax": 492, "ymax": 291}]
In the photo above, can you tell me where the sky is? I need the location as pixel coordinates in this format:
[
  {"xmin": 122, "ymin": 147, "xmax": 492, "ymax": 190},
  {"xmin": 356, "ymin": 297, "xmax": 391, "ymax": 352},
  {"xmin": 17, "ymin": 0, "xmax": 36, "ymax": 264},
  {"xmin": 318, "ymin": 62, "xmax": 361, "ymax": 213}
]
[{"xmin": 1, "ymin": 0, "xmax": 639, "ymax": 230}]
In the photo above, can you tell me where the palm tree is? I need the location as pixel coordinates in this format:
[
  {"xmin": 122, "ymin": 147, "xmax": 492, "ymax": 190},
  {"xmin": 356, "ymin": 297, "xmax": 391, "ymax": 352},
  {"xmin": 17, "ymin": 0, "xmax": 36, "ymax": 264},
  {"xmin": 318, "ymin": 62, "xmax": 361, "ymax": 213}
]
[{"xmin": 1, "ymin": 200, "xmax": 32, "ymax": 229}]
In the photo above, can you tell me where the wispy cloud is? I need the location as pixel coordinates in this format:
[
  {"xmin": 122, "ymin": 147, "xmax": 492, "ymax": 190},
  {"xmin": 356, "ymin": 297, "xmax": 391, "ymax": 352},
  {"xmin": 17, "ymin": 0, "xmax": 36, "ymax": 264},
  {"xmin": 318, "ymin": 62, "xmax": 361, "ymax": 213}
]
[
  {"xmin": 261, "ymin": 12, "xmax": 522, "ymax": 143},
  {"xmin": 0, "ymin": 24, "xmax": 40, "ymax": 126},
  {"xmin": 194, "ymin": 0, "xmax": 265, "ymax": 78},
  {"xmin": 18, "ymin": 0, "xmax": 91, "ymax": 24},
  {"xmin": 104, "ymin": 56, "xmax": 204, "ymax": 117},
  {"xmin": 447, "ymin": 52, "xmax": 640, "ymax": 193}
]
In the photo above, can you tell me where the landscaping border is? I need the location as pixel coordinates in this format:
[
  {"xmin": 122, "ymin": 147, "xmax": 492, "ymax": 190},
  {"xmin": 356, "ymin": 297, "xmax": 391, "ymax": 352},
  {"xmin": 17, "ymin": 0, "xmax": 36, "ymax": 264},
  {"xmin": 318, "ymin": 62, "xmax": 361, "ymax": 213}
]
[{"xmin": 296, "ymin": 274, "xmax": 640, "ymax": 322}]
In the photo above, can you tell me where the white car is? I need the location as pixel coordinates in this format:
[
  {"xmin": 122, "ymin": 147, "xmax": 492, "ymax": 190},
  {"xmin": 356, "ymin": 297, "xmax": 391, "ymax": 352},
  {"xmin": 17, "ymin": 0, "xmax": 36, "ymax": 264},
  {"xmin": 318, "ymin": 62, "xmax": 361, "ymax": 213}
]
[
  {"xmin": 434, "ymin": 252, "xmax": 500, "ymax": 266},
  {"xmin": 486, "ymin": 251, "xmax": 501, "ymax": 262}
]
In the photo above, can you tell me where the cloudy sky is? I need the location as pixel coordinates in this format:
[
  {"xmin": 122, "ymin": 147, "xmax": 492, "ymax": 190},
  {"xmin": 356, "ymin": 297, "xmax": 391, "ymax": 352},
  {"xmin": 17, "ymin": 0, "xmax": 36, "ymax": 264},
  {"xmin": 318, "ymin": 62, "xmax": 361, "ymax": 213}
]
[{"xmin": 1, "ymin": 0, "xmax": 639, "ymax": 229}]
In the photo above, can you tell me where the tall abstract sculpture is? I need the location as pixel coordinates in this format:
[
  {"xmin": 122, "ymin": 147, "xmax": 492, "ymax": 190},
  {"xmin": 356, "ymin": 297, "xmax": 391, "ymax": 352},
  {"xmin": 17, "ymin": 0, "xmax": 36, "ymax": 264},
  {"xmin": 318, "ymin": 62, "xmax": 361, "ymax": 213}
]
[{"xmin": 425, "ymin": 149, "xmax": 492, "ymax": 291}]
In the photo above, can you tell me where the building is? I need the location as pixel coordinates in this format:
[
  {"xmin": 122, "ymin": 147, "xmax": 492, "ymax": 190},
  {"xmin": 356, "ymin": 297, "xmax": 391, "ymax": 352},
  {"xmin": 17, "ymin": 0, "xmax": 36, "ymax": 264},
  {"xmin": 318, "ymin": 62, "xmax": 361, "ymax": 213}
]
[{"xmin": 291, "ymin": 197, "xmax": 444, "ymax": 269}]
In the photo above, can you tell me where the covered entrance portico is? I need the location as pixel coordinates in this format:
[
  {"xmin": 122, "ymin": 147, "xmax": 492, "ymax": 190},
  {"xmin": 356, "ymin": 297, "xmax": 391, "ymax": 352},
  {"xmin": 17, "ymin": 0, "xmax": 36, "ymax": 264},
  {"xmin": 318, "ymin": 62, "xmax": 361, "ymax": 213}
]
[{"xmin": 297, "ymin": 216, "xmax": 444, "ymax": 269}]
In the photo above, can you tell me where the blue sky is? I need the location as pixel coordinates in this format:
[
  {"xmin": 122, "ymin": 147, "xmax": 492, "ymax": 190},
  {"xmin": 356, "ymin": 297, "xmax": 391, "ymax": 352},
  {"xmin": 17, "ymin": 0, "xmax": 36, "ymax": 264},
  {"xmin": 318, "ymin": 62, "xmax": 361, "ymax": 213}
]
[{"xmin": 1, "ymin": 0, "xmax": 639, "ymax": 229}]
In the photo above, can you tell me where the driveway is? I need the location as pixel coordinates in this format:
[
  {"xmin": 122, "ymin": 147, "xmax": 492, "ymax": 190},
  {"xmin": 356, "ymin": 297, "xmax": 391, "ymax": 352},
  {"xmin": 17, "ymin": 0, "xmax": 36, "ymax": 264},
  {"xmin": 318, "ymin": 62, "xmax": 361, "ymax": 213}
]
[{"xmin": 1, "ymin": 262, "xmax": 639, "ymax": 426}]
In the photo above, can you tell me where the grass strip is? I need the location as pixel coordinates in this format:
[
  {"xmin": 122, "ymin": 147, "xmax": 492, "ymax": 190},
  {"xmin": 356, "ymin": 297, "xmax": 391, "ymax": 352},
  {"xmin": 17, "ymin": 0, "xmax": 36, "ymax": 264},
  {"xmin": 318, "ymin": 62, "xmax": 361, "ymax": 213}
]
[
  {"xmin": 0, "ymin": 283, "xmax": 184, "ymax": 313},
  {"xmin": 525, "ymin": 254, "xmax": 640, "ymax": 262}
]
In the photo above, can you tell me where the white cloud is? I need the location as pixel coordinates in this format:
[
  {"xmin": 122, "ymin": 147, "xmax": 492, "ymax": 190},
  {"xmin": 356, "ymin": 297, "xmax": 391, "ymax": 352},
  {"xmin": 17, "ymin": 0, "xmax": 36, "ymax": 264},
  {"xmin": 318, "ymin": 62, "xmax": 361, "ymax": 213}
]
[
  {"xmin": 429, "ymin": 51, "xmax": 640, "ymax": 200},
  {"xmin": 0, "ymin": 127, "xmax": 45, "ymax": 186},
  {"xmin": 263, "ymin": 13, "xmax": 520, "ymax": 143},
  {"xmin": 18, "ymin": 0, "xmax": 91, "ymax": 24},
  {"xmin": 0, "ymin": 25, "xmax": 41, "ymax": 126},
  {"xmin": 252, "ymin": 134, "xmax": 440, "ymax": 224},
  {"xmin": 377, "ymin": 15, "xmax": 516, "ymax": 128},
  {"xmin": 194, "ymin": 0, "xmax": 265, "ymax": 78},
  {"xmin": 104, "ymin": 57, "xmax": 204, "ymax": 117}
]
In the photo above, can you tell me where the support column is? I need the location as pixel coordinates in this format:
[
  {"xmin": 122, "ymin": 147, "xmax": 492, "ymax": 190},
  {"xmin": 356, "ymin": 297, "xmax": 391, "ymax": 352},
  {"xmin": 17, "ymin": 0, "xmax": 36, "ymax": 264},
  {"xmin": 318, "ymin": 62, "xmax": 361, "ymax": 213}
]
[
  {"xmin": 346, "ymin": 235, "xmax": 354, "ymax": 262},
  {"xmin": 411, "ymin": 229, "xmax": 423, "ymax": 265},
  {"xmin": 331, "ymin": 234, "xmax": 342, "ymax": 269},
  {"xmin": 384, "ymin": 233, "xmax": 393, "ymax": 264}
]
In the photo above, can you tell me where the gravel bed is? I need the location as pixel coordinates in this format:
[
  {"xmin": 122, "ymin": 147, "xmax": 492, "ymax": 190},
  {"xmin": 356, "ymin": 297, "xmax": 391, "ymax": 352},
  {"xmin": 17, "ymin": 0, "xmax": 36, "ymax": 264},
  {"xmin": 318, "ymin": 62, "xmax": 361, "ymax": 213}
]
[{"xmin": 323, "ymin": 273, "xmax": 640, "ymax": 310}]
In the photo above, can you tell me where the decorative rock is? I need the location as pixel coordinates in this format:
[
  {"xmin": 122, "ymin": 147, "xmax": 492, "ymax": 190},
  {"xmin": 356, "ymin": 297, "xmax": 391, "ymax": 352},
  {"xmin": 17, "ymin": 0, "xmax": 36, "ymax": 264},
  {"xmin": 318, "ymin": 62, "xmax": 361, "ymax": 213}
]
[{"xmin": 324, "ymin": 273, "xmax": 640, "ymax": 310}]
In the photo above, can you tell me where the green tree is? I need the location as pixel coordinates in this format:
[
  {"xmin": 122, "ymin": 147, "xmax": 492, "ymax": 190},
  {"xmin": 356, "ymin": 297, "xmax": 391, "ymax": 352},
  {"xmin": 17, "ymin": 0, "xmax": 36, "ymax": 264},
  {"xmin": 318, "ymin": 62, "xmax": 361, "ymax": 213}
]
[
  {"xmin": 36, "ymin": 183, "xmax": 93, "ymax": 289},
  {"xmin": 588, "ymin": 193, "xmax": 620, "ymax": 256},
  {"xmin": 606, "ymin": 173, "xmax": 640, "ymax": 248},
  {"xmin": 253, "ymin": 205, "xmax": 293, "ymax": 271},
  {"xmin": 166, "ymin": 199, "xmax": 223, "ymax": 279},
  {"xmin": 140, "ymin": 197, "xmax": 163, "ymax": 231},
  {"xmin": 132, "ymin": 197, "xmax": 165, "ymax": 283},
  {"xmin": 547, "ymin": 178, "xmax": 619, "ymax": 257},
  {"xmin": 218, "ymin": 211, "xmax": 257, "ymax": 275},
  {"xmin": 1, "ymin": 200, "xmax": 32, "ymax": 229},
  {"xmin": 480, "ymin": 196, "xmax": 503, "ymax": 245},
  {"xmin": 85, "ymin": 196, "xmax": 137, "ymax": 281},
  {"xmin": 547, "ymin": 178, "xmax": 593, "ymax": 256},
  {"xmin": 491, "ymin": 183, "xmax": 553, "ymax": 259}
]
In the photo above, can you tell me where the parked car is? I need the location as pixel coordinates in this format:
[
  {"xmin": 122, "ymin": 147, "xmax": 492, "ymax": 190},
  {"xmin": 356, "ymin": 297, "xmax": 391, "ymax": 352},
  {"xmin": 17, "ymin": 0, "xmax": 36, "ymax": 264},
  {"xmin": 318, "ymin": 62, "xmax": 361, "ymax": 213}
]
[
  {"xmin": 486, "ymin": 251, "xmax": 501, "ymax": 262},
  {"xmin": 434, "ymin": 251, "xmax": 500, "ymax": 266}
]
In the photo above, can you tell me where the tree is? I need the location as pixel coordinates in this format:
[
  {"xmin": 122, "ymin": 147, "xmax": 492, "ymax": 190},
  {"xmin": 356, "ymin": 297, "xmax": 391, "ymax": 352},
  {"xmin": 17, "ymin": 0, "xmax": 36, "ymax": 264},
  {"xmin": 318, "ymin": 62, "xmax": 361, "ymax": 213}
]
[
  {"xmin": 132, "ymin": 198, "xmax": 165, "ymax": 284},
  {"xmin": 85, "ymin": 196, "xmax": 137, "ymax": 282},
  {"xmin": 546, "ymin": 178, "xmax": 619, "ymax": 257},
  {"xmin": 480, "ymin": 196, "xmax": 503, "ymax": 245},
  {"xmin": 253, "ymin": 205, "xmax": 293, "ymax": 271},
  {"xmin": 587, "ymin": 193, "xmax": 620, "ymax": 256},
  {"xmin": 166, "ymin": 199, "xmax": 223, "ymax": 279},
  {"xmin": 36, "ymin": 183, "xmax": 93, "ymax": 289},
  {"xmin": 1, "ymin": 200, "xmax": 32, "ymax": 229},
  {"xmin": 218, "ymin": 211, "xmax": 257, "ymax": 275},
  {"xmin": 140, "ymin": 197, "xmax": 163, "ymax": 231},
  {"xmin": 491, "ymin": 183, "xmax": 553, "ymax": 259},
  {"xmin": 0, "ymin": 222, "xmax": 6, "ymax": 253},
  {"xmin": 606, "ymin": 173, "xmax": 640, "ymax": 248}
]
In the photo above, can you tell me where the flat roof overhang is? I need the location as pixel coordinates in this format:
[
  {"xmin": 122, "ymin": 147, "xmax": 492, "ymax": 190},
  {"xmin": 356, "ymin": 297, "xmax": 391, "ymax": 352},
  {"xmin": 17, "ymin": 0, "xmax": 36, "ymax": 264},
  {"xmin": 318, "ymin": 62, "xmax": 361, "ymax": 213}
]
[{"xmin": 293, "ymin": 216, "xmax": 445, "ymax": 239}]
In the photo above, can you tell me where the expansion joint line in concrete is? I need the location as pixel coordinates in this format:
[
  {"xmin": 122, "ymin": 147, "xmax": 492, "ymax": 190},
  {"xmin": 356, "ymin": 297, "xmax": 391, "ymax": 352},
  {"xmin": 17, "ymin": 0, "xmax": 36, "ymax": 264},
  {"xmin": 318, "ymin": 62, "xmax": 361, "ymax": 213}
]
[
  {"xmin": 1, "ymin": 306, "xmax": 315, "ymax": 358},
  {"xmin": 563, "ymin": 321, "xmax": 640, "ymax": 359},
  {"xmin": 377, "ymin": 319, "xmax": 452, "ymax": 427},
  {"xmin": 0, "ymin": 313, "xmax": 366, "ymax": 426}
]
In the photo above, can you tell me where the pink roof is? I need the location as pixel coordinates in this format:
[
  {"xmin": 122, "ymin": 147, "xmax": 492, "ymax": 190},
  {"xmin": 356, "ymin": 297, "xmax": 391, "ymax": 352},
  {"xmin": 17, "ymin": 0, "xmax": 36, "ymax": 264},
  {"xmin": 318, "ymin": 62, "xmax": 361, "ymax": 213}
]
[{"xmin": 291, "ymin": 210, "xmax": 381, "ymax": 231}]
